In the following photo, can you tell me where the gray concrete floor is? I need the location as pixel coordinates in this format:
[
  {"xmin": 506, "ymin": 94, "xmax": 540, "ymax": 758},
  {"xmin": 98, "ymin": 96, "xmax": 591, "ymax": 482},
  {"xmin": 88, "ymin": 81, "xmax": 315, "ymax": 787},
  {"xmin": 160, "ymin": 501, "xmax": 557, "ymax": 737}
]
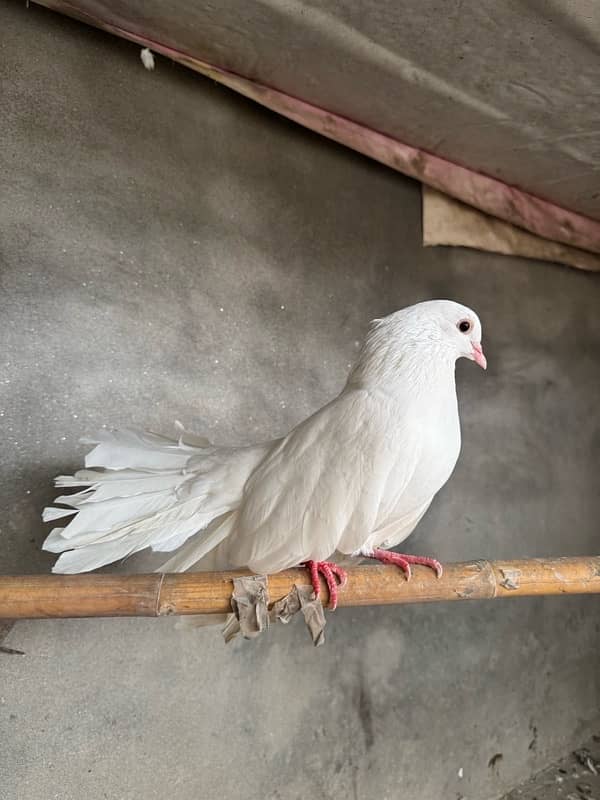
[
  {"xmin": 502, "ymin": 735, "xmax": 600, "ymax": 800},
  {"xmin": 1, "ymin": 4, "xmax": 600, "ymax": 799}
]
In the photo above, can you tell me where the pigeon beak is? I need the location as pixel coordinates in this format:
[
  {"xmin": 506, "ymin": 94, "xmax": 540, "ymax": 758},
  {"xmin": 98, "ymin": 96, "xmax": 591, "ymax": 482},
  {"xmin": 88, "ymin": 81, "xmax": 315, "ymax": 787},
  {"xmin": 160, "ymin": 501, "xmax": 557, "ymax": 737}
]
[{"xmin": 471, "ymin": 342, "xmax": 487, "ymax": 370}]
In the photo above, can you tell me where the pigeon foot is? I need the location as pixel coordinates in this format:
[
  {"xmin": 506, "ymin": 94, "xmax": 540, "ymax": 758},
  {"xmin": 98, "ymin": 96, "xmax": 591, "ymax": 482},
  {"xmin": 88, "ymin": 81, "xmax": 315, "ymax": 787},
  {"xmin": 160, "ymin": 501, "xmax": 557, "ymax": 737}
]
[
  {"xmin": 303, "ymin": 561, "xmax": 348, "ymax": 610},
  {"xmin": 364, "ymin": 548, "xmax": 443, "ymax": 580}
]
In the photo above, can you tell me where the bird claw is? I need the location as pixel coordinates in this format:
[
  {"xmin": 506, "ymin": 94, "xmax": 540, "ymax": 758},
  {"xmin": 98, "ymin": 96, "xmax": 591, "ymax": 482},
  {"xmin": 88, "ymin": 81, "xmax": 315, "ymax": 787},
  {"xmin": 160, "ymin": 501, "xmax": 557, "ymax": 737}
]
[
  {"xmin": 302, "ymin": 560, "xmax": 348, "ymax": 610},
  {"xmin": 367, "ymin": 548, "xmax": 443, "ymax": 580}
]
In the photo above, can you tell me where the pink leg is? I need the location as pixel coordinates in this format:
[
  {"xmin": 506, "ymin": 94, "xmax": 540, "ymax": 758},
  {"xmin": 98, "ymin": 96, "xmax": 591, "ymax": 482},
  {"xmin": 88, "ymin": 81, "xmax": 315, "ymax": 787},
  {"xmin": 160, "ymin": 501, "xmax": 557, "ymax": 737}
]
[
  {"xmin": 366, "ymin": 548, "xmax": 443, "ymax": 580},
  {"xmin": 303, "ymin": 561, "xmax": 348, "ymax": 610}
]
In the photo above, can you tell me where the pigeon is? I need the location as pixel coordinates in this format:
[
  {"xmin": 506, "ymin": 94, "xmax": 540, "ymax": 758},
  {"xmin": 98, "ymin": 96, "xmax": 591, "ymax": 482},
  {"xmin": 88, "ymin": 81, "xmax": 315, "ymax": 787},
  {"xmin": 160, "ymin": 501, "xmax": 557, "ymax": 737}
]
[{"xmin": 42, "ymin": 299, "xmax": 486, "ymax": 609}]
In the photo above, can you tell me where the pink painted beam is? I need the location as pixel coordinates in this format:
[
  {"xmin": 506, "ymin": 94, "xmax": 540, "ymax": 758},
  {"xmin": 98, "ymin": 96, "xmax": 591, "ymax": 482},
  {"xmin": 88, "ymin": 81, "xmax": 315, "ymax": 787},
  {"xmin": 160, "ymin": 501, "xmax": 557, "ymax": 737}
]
[{"xmin": 37, "ymin": 1, "xmax": 600, "ymax": 254}]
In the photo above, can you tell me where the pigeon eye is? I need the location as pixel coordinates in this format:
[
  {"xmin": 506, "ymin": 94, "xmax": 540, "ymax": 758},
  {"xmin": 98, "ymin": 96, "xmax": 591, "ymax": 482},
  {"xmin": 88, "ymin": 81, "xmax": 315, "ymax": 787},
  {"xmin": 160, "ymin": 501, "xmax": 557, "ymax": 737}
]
[{"xmin": 458, "ymin": 320, "xmax": 471, "ymax": 333}]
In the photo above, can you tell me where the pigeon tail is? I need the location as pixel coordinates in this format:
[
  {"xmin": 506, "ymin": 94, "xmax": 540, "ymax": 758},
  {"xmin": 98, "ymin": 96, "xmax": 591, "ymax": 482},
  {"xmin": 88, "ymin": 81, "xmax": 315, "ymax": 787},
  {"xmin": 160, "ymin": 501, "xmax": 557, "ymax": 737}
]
[{"xmin": 42, "ymin": 425, "xmax": 273, "ymax": 574}]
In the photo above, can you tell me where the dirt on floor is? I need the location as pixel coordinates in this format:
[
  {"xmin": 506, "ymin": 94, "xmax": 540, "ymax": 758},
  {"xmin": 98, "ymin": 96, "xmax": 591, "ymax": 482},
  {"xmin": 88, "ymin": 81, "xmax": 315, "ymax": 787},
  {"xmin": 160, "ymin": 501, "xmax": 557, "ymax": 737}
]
[
  {"xmin": 502, "ymin": 735, "xmax": 600, "ymax": 800},
  {"xmin": 0, "ymin": 620, "xmax": 19, "ymax": 654}
]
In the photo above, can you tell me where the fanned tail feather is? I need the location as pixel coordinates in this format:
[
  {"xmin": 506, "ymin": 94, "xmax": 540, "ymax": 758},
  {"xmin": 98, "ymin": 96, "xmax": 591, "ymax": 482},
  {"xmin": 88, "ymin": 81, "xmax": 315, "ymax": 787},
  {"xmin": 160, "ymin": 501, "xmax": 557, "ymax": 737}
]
[{"xmin": 42, "ymin": 426, "xmax": 272, "ymax": 574}]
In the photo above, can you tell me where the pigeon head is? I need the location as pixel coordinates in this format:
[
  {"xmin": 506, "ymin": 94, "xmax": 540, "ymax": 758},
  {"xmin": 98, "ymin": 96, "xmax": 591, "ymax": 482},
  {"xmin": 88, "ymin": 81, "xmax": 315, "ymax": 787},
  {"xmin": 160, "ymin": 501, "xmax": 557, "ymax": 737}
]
[
  {"xmin": 420, "ymin": 299, "xmax": 486, "ymax": 369},
  {"xmin": 351, "ymin": 299, "xmax": 486, "ymax": 386}
]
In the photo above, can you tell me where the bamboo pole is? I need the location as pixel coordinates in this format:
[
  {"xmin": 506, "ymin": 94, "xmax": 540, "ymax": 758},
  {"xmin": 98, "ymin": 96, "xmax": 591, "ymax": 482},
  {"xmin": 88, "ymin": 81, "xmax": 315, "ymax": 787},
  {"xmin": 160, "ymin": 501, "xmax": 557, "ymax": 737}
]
[{"xmin": 1, "ymin": 557, "xmax": 599, "ymax": 619}]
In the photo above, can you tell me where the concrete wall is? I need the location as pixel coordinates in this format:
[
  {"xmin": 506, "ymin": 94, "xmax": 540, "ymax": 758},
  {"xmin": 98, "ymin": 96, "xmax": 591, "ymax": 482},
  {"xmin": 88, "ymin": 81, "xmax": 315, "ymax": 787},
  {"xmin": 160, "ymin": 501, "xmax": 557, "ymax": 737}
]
[{"xmin": 2, "ymin": 4, "xmax": 599, "ymax": 799}]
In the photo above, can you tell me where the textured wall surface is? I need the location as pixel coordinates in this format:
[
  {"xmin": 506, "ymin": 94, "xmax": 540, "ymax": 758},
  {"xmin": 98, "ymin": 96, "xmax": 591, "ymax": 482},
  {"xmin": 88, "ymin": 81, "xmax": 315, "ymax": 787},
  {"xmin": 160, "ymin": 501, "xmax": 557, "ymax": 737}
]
[{"xmin": 1, "ymin": 5, "xmax": 599, "ymax": 799}]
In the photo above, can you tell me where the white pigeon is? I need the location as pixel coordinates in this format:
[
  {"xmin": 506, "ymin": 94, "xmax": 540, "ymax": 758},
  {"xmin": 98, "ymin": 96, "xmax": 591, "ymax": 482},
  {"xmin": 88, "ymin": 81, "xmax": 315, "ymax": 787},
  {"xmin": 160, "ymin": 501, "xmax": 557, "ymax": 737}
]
[{"xmin": 42, "ymin": 299, "xmax": 486, "ymax": 608}]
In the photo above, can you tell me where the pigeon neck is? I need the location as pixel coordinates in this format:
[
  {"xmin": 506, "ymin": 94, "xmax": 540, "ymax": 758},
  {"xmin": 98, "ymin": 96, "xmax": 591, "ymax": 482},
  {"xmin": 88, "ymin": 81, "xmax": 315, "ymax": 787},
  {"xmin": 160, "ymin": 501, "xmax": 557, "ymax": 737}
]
[{"xmin": 348, "ymin": 342, "xmax": 457, "ymax": 396}]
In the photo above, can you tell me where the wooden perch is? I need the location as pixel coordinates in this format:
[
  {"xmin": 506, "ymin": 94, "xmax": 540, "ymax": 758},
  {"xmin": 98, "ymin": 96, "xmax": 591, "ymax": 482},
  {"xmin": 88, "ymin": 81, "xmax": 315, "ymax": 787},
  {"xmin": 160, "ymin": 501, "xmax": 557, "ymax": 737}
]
[{"xmin": 1, "ymin": 557, "xmax": 599, "ymax": 619}]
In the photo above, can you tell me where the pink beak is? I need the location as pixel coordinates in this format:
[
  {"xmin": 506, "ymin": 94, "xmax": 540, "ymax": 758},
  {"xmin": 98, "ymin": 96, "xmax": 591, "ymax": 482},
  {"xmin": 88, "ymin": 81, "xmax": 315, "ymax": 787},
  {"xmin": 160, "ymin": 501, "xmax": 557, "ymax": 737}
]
[{"xmin": 472, "ymin": 343, "xmax": 487, "ymax": 370}]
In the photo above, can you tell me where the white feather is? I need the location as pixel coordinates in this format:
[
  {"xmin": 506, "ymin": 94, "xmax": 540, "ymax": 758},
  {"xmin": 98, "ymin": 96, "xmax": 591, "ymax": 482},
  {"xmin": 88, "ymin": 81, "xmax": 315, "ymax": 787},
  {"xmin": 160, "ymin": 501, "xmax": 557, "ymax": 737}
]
[
  {"xmin": 44, "ymin": 428, "xmax": 272, "ymax": 573},
  {"xmin": 42, "ymin": 507, "xmax": 77, "ymax": 522},
  {"xmin": 140, "ymin": 48, "xmax": 155, "ymax": 70}
]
